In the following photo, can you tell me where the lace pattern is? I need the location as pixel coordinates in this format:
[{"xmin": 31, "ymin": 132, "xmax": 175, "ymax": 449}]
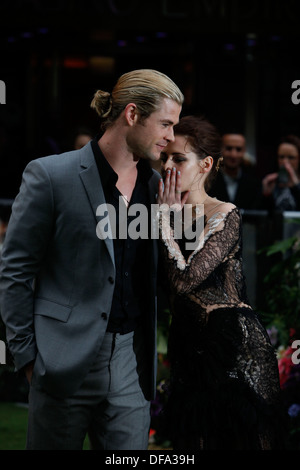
[
  {"xmin": 158, "ymin": 204, "xmax": 250, "ymax": 310},
  {"xmin": 158, "ymin": 203, "xmax": 285, "ymax": 449}
]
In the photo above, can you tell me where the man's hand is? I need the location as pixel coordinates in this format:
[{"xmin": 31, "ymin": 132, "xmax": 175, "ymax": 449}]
[
  {"xmin": 24, "ymin": 361, "xmax": 35, "ymax": 384},
  {"xmin": 285, "ymin": 161, "xmax": 299, "ymax": 187}
]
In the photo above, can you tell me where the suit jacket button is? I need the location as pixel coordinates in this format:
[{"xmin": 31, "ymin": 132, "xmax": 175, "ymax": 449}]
[
  {"xmin": 108, "ymin": 276, "xmax": 114, "ymax": 284},
  {"xmin": 101, "ymin": 312, "xmax": 108, "ymax": 320}
]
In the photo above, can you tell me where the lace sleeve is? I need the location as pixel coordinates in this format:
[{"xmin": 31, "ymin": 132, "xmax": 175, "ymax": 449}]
[{"xmin": 158, "ymin": 205, "xmax": 241, "ymax": 295}]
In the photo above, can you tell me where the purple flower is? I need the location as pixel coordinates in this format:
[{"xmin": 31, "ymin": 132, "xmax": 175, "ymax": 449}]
[
  {"xmin": 267, "ymin": 325, "xmax": 278, "ymax": 346},
  {"xmin": 288, "ymin": 403, "xmax": 300, "ymax": 418}
]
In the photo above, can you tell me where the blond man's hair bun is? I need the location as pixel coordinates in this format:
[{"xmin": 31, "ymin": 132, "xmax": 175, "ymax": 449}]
[{"xmin": 90, "ymin": 90, "xmax": 112, "ymax": 119}]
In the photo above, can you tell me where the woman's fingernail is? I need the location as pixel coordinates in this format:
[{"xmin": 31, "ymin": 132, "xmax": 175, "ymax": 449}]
[{"xmin": 177, "ymin": 170, "xmax": 181, "ymax": 175}]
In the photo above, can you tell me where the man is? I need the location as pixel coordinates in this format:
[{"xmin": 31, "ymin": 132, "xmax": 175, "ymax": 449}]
[
  {"xmin": 0, "ymin": 69, "xmax": 183, "ymax": 450},
  {"xmin": 209, "ymin": 133, "xmax": 262, "ymax": 210}
]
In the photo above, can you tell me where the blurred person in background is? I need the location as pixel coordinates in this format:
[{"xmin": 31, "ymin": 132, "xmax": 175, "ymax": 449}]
[
  {"xmin": 262, "ymin": 134, "xmax": 300, "ymax": 212},
  {"xmin": 73, "ymin": 127, "xmax": 93, "ymax": 150},
  {"xmin": 209, "ymin": 132, "xmax": 262, "ymax": 210}
]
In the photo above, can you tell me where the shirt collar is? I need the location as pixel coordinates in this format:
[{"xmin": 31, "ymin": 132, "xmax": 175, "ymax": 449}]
[
  {"xmin": 91, "ymin": 135, "xmax": 117, "ymax": 189},
  {"xmin": 221, "ymin": 168, "xmax": 242, "ymax": 182}
]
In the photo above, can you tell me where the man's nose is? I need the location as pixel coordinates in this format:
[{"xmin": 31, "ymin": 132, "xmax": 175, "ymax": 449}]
[
  {"xmin": 228, "ymin": 148, "xmax": 239, "ymax": 157},
  {"xmin": 166, "ymin": 127, "xmax": 175, "ymax": 142}
]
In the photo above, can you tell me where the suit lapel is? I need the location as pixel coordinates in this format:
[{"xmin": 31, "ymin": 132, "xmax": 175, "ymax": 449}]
[
  {"xmin": 148, "ymin": 171, "xmax": 160, "ymax": 277},
  {"xmin": 79, "ymin": 145, "xmax": 115, "ymax": 266},
  {"xmin": 78, "ymin": 145, "xmax": 160, "ymax": 271}
]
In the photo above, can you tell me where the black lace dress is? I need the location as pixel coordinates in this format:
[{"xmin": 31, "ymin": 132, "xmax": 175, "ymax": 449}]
[{"xmin": 158, "ymin": 203, "xmax": 286, "ymax": 450}]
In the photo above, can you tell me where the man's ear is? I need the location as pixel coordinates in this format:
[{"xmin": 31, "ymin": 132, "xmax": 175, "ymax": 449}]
[{"xmin": 124, "ymin": 103, "xmax": 138, "ymax": 126}]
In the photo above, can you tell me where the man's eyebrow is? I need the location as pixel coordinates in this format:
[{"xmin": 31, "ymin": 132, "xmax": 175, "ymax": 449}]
[{"xmin": 159, "ymin": 119, "xmax": 174, "ymax": 124}]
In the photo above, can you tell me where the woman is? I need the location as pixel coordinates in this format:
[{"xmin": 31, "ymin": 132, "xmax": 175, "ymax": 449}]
[
  {"xmin": 262, "ymin": 134, "xmax": 300, "ymax": 211},
  {"xmin": 157, "ymin": 115, "xmax": 286, "ymax": 450}
]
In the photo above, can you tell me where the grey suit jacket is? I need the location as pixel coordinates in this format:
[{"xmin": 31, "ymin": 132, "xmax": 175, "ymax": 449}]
[{"xmin": 0, "ymin": 142, "xmax": 160, "ymax": 398}]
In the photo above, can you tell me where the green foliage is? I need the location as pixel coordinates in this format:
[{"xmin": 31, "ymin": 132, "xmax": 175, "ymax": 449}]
[
  {"xmin": 0, "ymin": 402, "xmax": 28, "ymax": 450},
  {"xmin": 157, "ymin": 308, "xmax": 171, "ymax": 355},
  {"xmin": 259, "ymin": 228, "xmax": 300, "ymax": 345},
  {"xmin": 263, "ymin": 236, "xmax": 298, "ymax": 256},
  {"xmin": 0, "ymin": 402, "xmax": 91, "ymax": 450}
]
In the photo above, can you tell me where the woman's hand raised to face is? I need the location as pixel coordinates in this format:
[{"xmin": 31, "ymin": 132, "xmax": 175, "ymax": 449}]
[
  {"xmin": 157, "ymin": 167, "xmax": 189, "ymax": 210},
  {"xmin": 285, "ymin": 161, "xmax": 300, "ymax": 186}
]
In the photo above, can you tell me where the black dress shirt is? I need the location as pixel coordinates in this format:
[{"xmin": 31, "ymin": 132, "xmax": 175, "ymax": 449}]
[
  {"xmin": 208, "ymin": 168, "xmax": 263, "ymax": 210},
  {"xmin": 91, "ymin": 137, "xmax": 152, "ymax": 334}
]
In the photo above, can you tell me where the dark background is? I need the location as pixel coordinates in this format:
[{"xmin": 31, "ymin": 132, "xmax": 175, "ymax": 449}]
[{"xmin": 0, "ymin": 0, "xmax": 299, "ymax": 199}]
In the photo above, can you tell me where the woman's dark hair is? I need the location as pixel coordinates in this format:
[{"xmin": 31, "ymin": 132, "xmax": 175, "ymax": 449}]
[
  {"xmin": 279, "ymin": 135, "xmax": 300, "ymax": 153},
  {"xmin": 173, "ymin": 115, "xmax": 222, "ymax": 190},
  {"xmin": 279, "ymin": 134, "xmax": 300, "ymax": 153}
]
